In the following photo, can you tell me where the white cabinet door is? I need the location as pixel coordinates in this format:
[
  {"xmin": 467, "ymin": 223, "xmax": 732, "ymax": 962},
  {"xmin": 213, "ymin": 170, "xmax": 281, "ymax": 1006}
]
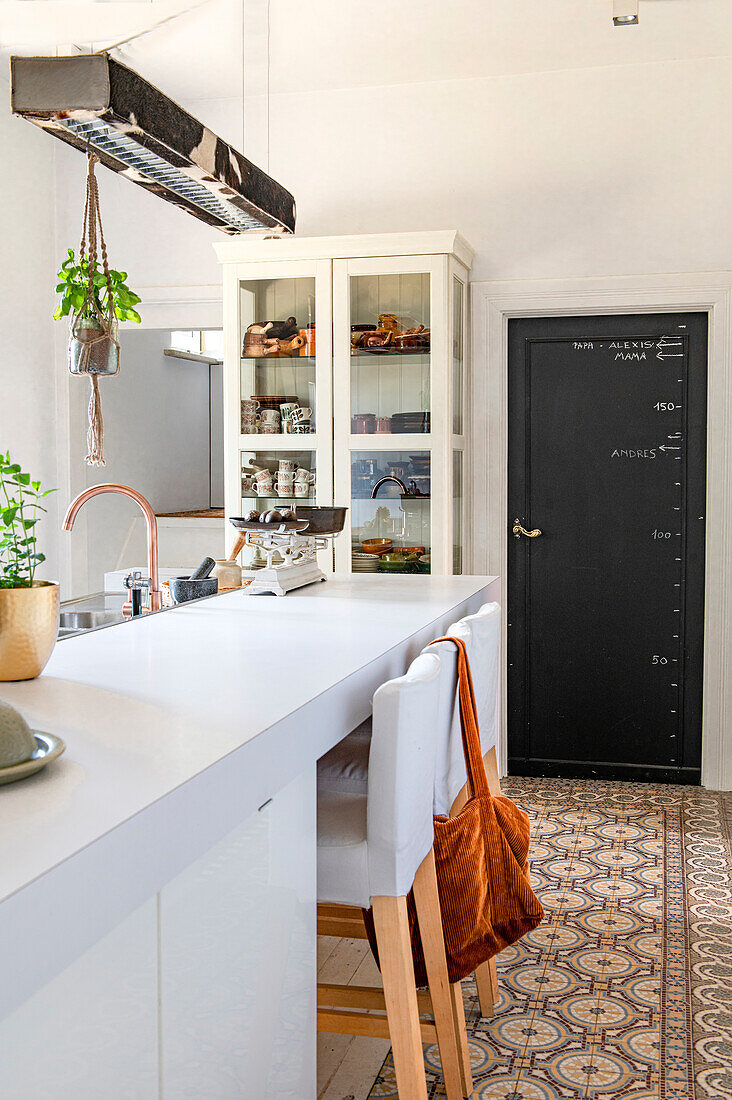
[
  {"xmin": 0, "ymin": 898, "xmax": 158, "ymax": 1099},
  {"xmin": 159, "ymin": 767, "xmax": 316, "ymax": 1099}
]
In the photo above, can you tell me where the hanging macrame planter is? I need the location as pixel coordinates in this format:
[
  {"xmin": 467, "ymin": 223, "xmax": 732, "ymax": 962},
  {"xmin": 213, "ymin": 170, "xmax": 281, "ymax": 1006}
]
[{"xmin": 68, "ymin": 152, "xmax": 120, "ymax": 466}]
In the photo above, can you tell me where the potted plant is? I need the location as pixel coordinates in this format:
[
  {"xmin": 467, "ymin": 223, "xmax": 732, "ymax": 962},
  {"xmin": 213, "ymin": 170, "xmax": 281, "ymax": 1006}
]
[
  {"xmin": 0, "ymin": 452, "xmax": 58, "ymax": 681},
  {"xmin": 55, "ymin": 248, "xmax": 142, "ymax": 375}
]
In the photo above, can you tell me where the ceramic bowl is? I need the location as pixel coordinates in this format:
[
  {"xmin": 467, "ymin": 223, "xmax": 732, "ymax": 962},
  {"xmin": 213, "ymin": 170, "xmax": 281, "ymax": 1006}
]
[{"xmin": 361, "ymin": 538, "xmax": 392, "ymax": 556}]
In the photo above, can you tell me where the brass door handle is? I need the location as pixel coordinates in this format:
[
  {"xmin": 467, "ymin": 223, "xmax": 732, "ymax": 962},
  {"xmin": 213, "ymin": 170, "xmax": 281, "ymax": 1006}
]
[{"xmin": 513, "ymin": 518, "xmax": 542, "ymax": 539}]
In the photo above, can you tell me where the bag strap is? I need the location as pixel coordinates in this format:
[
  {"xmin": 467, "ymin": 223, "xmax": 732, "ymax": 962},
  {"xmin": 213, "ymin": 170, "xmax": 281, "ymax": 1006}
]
[{"xmin": 429, "ymin": 636, "xmax": 490, "ymax": 800}]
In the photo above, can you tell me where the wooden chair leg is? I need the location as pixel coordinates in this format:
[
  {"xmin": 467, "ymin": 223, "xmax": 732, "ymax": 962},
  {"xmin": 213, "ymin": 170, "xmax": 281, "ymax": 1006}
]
[
  {"xmin": 484, "ymin": 745, "xmax": 503, "ymax": 797},
  {"xmin": 474, "ymin": 957, "xmax": 499, "ymax": 1018},
  {"xmin": 412, "ymin": 849, "xmax": 468, "ymax": 1100},
  {"xmin": 372, "ymin": 895, "xmax": 429, "ymax": 1100},
  {"xmin": 450, "ymin": 981, "xmax": 474, "ymax": 1098}
]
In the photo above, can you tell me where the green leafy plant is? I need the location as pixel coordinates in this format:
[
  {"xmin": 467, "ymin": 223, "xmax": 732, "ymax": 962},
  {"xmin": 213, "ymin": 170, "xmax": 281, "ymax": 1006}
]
[
  {"xmin": 54, "ymin": 249, "xmax": 142, "ymax": 324},
  {"xmin": 0, "ymin": 452, "xmax": 56, "ymax": 588}
]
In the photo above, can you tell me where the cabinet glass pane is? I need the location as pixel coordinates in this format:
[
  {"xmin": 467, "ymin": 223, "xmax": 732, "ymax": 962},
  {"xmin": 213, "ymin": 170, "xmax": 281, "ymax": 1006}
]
[
  {"xmin": 350, "ymin": 450, "xmax": 431, "ymax": 574},
  {"xmin": 452, "ymin": 277, "xmax": 465, "ymax": 436},
  {"xmin": 453, "ymin": 450, "xmax": 463, "ymax": 574},
  {"xmin": 350, "ymin": 273, "xmax": 430, "ymax": 435},
  {"xmin": 240, "ymin": 277, "xmax": 316, "ymax": 436}
]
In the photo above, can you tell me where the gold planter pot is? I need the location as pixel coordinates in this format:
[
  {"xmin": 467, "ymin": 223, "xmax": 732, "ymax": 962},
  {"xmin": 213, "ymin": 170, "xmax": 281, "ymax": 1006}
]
[{"xmin": 0, "ymin": 582, "xmax": 60, "ymax": 681}]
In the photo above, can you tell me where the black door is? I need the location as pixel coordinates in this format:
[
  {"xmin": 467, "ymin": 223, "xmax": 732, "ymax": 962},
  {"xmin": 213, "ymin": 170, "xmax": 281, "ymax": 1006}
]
[{"xmin": 507, "ymin": 313, "xmax": 707, "ymax": 783}]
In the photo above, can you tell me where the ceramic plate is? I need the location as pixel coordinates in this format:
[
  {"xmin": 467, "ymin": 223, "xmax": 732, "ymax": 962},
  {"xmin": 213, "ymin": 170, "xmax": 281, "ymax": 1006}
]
[{"xmin": 0, "ymin": 732, "xmax": 66, "ymax": 786}]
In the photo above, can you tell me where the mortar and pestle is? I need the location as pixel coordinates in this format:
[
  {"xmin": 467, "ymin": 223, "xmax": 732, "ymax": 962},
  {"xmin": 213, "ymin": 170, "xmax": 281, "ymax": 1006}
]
[{"xmin": 168, "ymin": 557, "xmax": 219, "ymax": 605}]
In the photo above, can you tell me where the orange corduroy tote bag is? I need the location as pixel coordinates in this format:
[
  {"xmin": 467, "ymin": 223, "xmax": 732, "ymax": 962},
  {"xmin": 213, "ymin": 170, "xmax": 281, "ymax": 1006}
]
[{"xmin": 365, "ymin": 636, "xmax": 544, "ymax": 986}]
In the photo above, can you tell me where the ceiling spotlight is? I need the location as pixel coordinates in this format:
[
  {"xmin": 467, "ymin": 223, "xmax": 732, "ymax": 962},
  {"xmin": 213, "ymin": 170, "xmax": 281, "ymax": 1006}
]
[{"xmin": 613, "ymin": 0, "xmax": 639, "ymax": 24}]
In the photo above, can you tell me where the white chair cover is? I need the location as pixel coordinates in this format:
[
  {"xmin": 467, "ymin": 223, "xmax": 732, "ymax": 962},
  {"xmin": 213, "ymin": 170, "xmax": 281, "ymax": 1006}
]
[
  {"xmin": 446, "ymin": 602, "xmax": 500, "ymax": 757},
  {"xmin": 317, "ymin": 652, "xmax": 443, "ymax": 906}
]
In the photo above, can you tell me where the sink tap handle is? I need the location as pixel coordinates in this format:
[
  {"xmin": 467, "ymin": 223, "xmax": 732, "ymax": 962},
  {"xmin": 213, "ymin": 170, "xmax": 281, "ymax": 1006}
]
[{"xmin": 123, "ymin": 571, "xmax": 150, "ymax": 618}]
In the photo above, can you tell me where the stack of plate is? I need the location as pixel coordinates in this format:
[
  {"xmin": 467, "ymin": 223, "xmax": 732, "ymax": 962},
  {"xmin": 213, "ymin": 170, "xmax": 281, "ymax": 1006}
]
[
  {"xmin": 251, "ymin": 394, "xmax": 298, "ymax": 412},
  {"xmin": 352, "ymin": 551, "xmax": 380, "ymax": 573},
  {"xmin": 392, "ymin": 412, "xmax": 430, "ymax": 434}
]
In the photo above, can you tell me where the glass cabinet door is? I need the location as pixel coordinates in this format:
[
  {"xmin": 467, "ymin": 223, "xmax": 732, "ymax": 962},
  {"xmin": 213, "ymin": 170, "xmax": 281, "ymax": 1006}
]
[
  {"xmin": 224, "ymin": 259, "xmax": 332, "ymax": 561},
  {"xmin": 334, "ymin": 255, "xmax": 449, "ymax": 575},
  {"xmin": 349, "ymin": 271, "xmax": 431, "ymax": 437},
  {"xmin": 349, "ymin": 450, "xmax": 432, "ymax": 575},
  {"xmin": 239, "ymin": 275, "xmax": 317, "ymax": 438}
]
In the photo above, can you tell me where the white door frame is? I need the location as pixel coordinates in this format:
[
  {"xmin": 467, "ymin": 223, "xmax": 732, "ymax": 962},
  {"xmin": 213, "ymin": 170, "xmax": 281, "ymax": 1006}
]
[{"xmin": 471, "ymin": 273, "xmax": 732, "ymax": 791}]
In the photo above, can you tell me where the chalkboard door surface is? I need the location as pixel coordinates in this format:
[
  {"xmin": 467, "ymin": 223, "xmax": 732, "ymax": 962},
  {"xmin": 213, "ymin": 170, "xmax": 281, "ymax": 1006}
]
[{"xmin": 508, "ymin": 313, "xmax": 707, "ymax": 783}]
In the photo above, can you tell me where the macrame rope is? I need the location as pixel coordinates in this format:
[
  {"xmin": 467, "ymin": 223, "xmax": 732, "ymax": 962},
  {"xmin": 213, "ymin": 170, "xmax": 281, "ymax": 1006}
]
[{"xmin": 71, "ymin": 152, "xmax": 119, "ymax": 467}]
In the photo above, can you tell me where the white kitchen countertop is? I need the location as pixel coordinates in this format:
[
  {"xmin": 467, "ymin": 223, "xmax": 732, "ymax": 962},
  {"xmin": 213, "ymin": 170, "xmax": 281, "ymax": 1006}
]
[{"xmin": 0, "ymin": 574, "xmax": 497, "ymax": 1018}]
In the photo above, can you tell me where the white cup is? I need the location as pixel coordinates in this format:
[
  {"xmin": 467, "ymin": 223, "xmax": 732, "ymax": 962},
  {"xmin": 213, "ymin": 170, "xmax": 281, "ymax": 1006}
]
[
  {"xmin": 255, "ymin": 468, "xmax": 273, "ymax": 484},
  {"xmin": 260, "ymin": 408, "xmax": 280, "ymax": 423},
  {"xmin": 294, "ymin": 481, "xmax": 310, "ymax": 497},
  {"xmin": 256, "ymin": 481, "xmax": 273, "ymax": 497},
  {"xmin": 295, "ymin": 468, "xmax": 315, "ymax": 483},
  {"xmin": 278, "ymin": 459, "xmax": 296, "ymax": 475}
]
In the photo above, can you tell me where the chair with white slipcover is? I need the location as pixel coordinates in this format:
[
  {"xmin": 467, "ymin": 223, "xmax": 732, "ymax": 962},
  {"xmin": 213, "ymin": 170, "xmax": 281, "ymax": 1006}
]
[
  {"xmin": 444, "ymin": 603, "xmax": 502, "ymax": 1017},
  {"xmin": 317, "ymin": 651, "xmax": 473, "ymax": 1100},
  {"xmin": 317, "ymin": 602, "xmax": 503, "ymax": 1019}
]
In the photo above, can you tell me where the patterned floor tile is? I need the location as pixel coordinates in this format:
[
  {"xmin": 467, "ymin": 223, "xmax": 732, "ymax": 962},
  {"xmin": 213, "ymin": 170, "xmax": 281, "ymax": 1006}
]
[{"xmin": 366, "ymin": 777, "xmax": 732, "ymax": 1100}]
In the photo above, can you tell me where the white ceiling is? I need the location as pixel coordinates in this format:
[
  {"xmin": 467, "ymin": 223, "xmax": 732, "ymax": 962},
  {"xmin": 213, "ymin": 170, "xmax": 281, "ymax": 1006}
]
[{"xmin": 1, "ymin": 0, "xmax": 730, "ymax": 103}]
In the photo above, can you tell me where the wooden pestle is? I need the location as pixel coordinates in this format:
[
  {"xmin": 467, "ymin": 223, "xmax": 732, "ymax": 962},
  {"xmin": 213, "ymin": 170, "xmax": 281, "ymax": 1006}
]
[{"xmin": 227, "ymin": 530, "xmax": 248, "ymax": 561}]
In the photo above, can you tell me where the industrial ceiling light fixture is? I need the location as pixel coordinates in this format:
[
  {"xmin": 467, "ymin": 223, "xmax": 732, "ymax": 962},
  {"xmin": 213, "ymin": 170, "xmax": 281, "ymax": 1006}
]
[
  {"xmin": 613, "ymin": 0, "xmax": 639, "ymax": 25},
  {"xmin": 10, "ymin": 54, "xmax": 295, "ymax": 235}
]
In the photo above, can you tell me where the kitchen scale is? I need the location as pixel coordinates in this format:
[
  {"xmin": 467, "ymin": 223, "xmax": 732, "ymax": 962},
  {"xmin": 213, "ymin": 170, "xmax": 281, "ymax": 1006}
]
[{"xmin": 229, "ymin": 507, "xmax": 347, "ymax": 596}]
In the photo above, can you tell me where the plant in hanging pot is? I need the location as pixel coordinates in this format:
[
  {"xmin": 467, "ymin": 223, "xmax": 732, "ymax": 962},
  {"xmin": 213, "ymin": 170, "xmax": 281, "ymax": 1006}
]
[
  {"xmin": 0, "ymin": 452, "xmax": 58, "ymax": 681},
  {"xmin": 54, "ymin": 152, "xmax": 143, "ymax": 466},
  {"xmin": 55, "ymin": 249, "xmax": 142, "ymax": 375}
]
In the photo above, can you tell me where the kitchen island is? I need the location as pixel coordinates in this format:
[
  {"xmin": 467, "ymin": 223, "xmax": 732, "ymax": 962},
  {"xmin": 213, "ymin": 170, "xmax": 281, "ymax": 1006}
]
[{"xmin": 0, "ymin": 574, "xmax": 498, "ymax": 1099}]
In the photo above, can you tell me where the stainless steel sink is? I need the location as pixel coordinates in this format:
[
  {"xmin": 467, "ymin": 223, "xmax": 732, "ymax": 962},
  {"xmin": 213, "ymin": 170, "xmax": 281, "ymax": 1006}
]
[
  {"xmin": 58, "ymin": 593, "xmax": 130, "ymax": 638},
  {"xmin": 59, "ymin": 610, "xmax": 127, "ymax": 633}
]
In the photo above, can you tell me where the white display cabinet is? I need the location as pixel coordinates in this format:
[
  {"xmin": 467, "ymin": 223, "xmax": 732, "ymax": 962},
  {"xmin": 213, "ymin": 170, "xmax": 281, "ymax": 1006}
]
[{"xmin": 215, "ymin": 232, "xmax": 472, "ymax": 575}]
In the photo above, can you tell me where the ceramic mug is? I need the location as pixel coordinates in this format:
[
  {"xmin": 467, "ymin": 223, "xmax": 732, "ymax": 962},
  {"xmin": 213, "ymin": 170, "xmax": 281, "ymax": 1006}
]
[
  {"xmin": 291, "ymin": 423, "xmax": 311, "ymax": 434},
  {"xmin": 259, "ymin": 423, "xmax": 280, "ymax": 434},
  {"xmin": 290, "ymin": 406, "xmax": 312, "ymax": 424},
  {"xmin": 295, "ymin": 468, "xmax": 316, "ymax": 483},
  {"xmin": 276, "ymin": 485, "xmax": 293, "ymax": 498},
  {"xmin": 241, "ymin": 399, "xmax": 260, "ymax": 416},
  {"xmin": 276, "ymin": 477, "xmax": 295, "ymax": 491},
  {"xmin": 294, "ymin": 481, "xmax": 310, "ymax": 497},
  {"xmin": 279, "ymin": 403, "xmax": 298, "ymax": 427},
  {"xmin": 256, "ymin": 481, "xmax": 274, "ymax": 496},
  {"xmin": 278, "ymin": 459, "xmax": 296, "ymax": 475},
  {"xmin": 241, "ymin": 416, "xmax": 257, "ymax": 433},
  {"xmin": 260, "ymin": 408, "xmax": 280, "ymax": 423},
  {"xmin": 255, "ymin": 468, "xmax": 273, "ymax": 484}
]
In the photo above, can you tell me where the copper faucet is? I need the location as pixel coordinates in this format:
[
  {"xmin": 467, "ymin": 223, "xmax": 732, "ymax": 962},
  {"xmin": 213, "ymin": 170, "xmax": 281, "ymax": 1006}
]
[
  {"xmin": 371, "ymin": 475, "xmax": 407, "ymax": 498},
  {"xmin": 63, "ymin": 484, "xmax": 163, "ymax": 613}
]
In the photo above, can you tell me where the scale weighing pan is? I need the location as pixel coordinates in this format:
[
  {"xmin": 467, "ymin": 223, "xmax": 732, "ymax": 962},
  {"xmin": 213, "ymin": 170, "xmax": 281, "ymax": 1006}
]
[
  {"xmin": 228, "ymin": 507, "xmax": 347, "ymax": 537},
  {"xmin": 229, "ymin": 518, "xmax": 310, "ymax": 533}
]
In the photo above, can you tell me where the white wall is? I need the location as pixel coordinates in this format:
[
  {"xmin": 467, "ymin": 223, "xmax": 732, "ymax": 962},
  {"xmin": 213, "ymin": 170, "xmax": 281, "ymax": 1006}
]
[
  {"xmin": 0, "ymin": 96, "xmax": 60, "ymax": 582},
  {"xmin": 265, "ymin": 55, "xmax": 731, "ymax": 282}
]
